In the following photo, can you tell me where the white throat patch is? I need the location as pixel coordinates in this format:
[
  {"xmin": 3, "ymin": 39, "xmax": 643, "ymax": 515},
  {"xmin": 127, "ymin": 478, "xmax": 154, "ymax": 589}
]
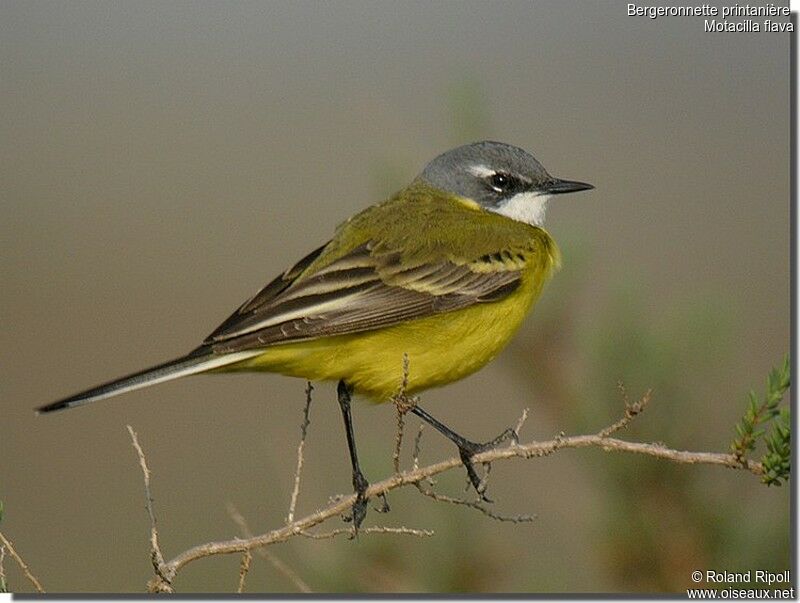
[{"xmin": 493, "ymin": 192, "xmax": 551, "ymax": 226}]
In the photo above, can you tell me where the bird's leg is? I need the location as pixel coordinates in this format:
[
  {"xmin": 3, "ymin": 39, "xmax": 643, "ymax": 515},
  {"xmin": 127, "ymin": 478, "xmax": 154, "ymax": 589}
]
[
  {"xmin": 336, "ymin": 380, "xmax": 370, "ymax": 532},
  {"xmin": 409, "ymin": 404, "xmax": 518, "ymax": 501}
]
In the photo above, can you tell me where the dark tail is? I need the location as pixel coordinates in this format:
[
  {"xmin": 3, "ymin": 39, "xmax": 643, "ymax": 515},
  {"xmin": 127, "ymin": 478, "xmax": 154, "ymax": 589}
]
[{"xmin": 36, "ymin": 350, "xmax": 262, "ymax": 414}]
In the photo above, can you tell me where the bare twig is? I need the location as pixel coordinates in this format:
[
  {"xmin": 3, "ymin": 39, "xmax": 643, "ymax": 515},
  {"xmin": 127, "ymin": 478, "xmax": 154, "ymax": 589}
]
[
  {"xmin": 414, "ymin": 482, "xmax": 535, "ymax": 523},
  {"xmin": 126, "ymin": 425, "xmax": 172, "ymax": 593},
  {"xmin": 598, "ymin": 386, "xmax": 652, "ymax": 438},
  {"xmin": 0, "ymin": 545, "xmax": 6, "ymax": 592},
  {"xmin": 227, "ymin": 503, "xmax": 312, "ymax": 593},
  {"xmin": 236, "ymin": 550, "xmax": 252, "ymax": 593},
  {"xmin": 392, "ymin": 403, "xmax": 407, "ymax": 475},
  {"xmin": 0, "ymin": 532, "xmax": 45, "ymax": 593},
  {"xmin": 391, "ymin": 354, "xmax": 417, "ymax": 474},
  {"xmin": 288, "ymin": 383, "xmax": 314, "ymax": 524},
  {"xmin": 300, "ymin": 526, "xmax": 433, "ymax": 539},
  {"xmin": 514, "ymin": 408, "xmax": 530, "ymax": 440}
]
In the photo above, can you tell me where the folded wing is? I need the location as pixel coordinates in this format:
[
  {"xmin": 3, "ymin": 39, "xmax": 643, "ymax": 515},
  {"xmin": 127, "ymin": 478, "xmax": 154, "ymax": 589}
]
[{"xmin": 205, "ymin": 241, "xmax": 524, "ymax": 354}]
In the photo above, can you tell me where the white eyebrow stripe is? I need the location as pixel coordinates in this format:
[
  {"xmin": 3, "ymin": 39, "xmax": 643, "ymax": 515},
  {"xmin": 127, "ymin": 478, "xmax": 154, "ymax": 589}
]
[
  {"xmin": 468, "ymin": 164, "xmax": 534, "ymax": 186},
  {"xmin": 468, "ymin": 164, "xmax": 496, "ymax": 177}
]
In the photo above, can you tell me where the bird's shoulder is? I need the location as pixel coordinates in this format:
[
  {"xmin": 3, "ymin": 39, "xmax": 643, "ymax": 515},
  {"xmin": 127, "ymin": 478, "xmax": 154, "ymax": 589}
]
[{"xmin": 304, "ymin": 181, "xmax": 557, "ymax": 275}]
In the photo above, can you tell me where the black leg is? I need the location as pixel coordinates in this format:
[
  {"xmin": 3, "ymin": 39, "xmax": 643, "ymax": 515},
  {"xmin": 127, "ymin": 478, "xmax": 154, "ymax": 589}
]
[
  {"xmin": 336, "ymin": 380, "xmax": 369, "ymax": 531},
  {"xmin": 409, "ymin": 404, "xmax": 517, "ymax": 500}
]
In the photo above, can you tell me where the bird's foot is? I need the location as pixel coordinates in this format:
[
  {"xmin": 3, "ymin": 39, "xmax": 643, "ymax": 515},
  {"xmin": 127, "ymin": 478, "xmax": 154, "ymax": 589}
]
[
  {"xmin": 343, "ymin": 470, "xmax": 370, "ymax": 536},
  {"xmin": 374, "ymin": 492, "xmax": 390, "ymax": 513},
  {"xmin": 457, "ymin": 427, "xmax": 519, "ymax": 501}
]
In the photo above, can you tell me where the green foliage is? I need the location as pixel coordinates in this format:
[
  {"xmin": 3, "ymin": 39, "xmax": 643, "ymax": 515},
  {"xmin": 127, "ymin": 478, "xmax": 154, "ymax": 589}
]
[
  {"xmin": 761, "ymin": 407, "xmax": 791, "ymax": 486},
  {"xmin": 730, "ymin": 356, "xmax": 791, "ymax": 485}
]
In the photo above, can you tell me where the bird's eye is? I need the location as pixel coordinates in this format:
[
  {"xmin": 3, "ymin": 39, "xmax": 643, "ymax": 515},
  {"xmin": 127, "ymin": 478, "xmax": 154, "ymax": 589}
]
[{"xmin": 488, "ymin": 172, "xmax": 512, "ymax": 192}]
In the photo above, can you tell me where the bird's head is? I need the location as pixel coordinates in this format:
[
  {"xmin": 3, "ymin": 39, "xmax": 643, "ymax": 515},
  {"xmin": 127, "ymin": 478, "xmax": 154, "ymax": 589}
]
[{"xmin": 416, "ymin": 140, "xmax": 593, "ymax": 227}]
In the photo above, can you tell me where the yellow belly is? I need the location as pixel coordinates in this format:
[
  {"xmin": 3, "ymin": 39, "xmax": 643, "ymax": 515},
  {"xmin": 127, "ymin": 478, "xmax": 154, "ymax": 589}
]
[{"xmin": 220, "ymin": 272, "xmax": 545, "ymax": 402}]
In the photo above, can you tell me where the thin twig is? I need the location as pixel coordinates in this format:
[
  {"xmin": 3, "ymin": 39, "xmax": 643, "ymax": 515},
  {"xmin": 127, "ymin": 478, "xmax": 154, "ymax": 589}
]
[
  {"xmin": 288, "ymin": 383, "xmax": 314, "ymax": 524},
  {"xmin": 0, "ymin": 532, "xmax": 45, "ymax": 593},
  {"xmin": 227, "ymin": 503, "xmax": 312, "ymax": 593},
  {"xmin": 126, "ymin": 425, "xmax": 171, "ymax": 593},
  {"xmin": 414, "ymin": 482, "xmax": 535, "ymax": 523},
  {"xmin": 393, "ymin": 404, "xmax": 407, "ymax": 475},
  {"xmin": 300, "ymin": 526, "xmax": 433, "ymax": 539},
  {"xmin": 236, "ymin": 550, "xmax": 252, "ymax": 593},
  {"xmin": 392, "ymin": 354, "xmax": 416, "ymax": 474},
  {"xmin": 514, "ymin": 408, "xmax": 530, "ymax": 440},
  {"xmin": 0, "ymin": 545, "xmax": 6, "ymax": 593},
  {"xmin": 598, "ymin": 387, "xmax": 652, "ymax": 438}
]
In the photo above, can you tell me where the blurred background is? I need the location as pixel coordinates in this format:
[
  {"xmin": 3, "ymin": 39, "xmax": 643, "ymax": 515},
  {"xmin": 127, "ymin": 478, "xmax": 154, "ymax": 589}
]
[{"xmin": 1, "ymin": 0, "xmax": 790, "ymax": 594}]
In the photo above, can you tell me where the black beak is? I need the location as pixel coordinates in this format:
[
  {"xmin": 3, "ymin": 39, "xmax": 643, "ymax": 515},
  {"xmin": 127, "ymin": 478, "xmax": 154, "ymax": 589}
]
[{"xmin": 545, "ymin": 178, "xmax": 594, "ymax": 195}]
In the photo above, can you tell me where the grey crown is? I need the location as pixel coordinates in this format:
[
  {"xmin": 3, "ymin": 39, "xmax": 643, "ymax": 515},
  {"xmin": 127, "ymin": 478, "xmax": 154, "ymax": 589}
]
[{"xmin": 416, "ymin": 140, "xmax": 592, "ymax": 208}]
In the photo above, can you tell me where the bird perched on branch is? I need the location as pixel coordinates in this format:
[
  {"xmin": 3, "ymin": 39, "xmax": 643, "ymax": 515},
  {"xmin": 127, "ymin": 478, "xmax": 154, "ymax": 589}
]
[{"xmin": 38, "ymin": 141, "xmax": 592, "ymax": 530}]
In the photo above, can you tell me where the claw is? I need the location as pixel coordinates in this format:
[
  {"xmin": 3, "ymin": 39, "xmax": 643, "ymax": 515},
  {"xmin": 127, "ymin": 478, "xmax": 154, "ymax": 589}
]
[
  {"xmin": 346, "ymin": 471, "xmax": 370, "ymax": 536},
  {"xmin": 457, "ymin": 426, "xmax": 518, "ymax": 501},
  {"xmin": 374, "ymin": 492, "xmax": 390, "ymax": 513},
  {"xmin": 348, "ymin": 493, "xmax": 368, "ymax": 536},
  {"xmin": 482, "ymin": 427, "xmax": 519, "ymax": 449},
  {"xmin": 458, "ymin": 446, "xmax": 492, "ymax": 501}
]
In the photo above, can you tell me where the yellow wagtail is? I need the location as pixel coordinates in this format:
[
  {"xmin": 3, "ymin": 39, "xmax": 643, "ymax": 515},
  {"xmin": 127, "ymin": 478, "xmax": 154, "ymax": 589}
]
[{"xmin": 38, "ymin": 141, "xmax": 593, "ymax": 528}]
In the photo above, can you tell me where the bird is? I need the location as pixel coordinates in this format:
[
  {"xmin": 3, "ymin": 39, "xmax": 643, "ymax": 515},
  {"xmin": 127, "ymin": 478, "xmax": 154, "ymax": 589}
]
[{"xmin": 37, "ymin": 140, "xmax": 593, "ymax": 529}]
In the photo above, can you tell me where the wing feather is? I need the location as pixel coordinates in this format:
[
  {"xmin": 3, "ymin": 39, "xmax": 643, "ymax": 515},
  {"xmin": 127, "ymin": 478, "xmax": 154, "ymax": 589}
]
[
  {"xmin": 206, "ymin": 239, "xmax": 526, "ymax": 354},
  {"xmin": 205, "ymin": 242, "xmax": 330, "ymax": 340}
]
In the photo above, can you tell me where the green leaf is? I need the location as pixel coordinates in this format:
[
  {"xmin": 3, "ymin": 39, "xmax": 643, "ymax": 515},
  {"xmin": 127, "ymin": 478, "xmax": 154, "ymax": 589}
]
[
  {"xmin": 761, "ymin": 406, "xmax": 791, "ymax": 486},
  {"xmin": 730, "ymin": 355, "xmax": 791, "ymax": 473}
]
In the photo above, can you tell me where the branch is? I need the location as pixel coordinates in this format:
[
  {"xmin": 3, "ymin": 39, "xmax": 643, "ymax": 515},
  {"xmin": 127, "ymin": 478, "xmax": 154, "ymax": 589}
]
[
  {"xmin": 227, "ymin": 503, "xmax": 312, "ymax": 593},
  {"xmin": 149, "ymin": 424, "xmax": 762, "ymax": 588},
  {"xmin": 287, "ymin": 383, "xmax": 313, "ymax": 524},
  {"xmin": 127, "ymin": 382, "xmax": 765, "ymax": 592},
  {"xmin": 300, "ymin": 526, "xmax": 433, "ymax": 539},
  {"xmin": 125, "ymin": 425, "xmax": 172, "ymax": 593},
  {"xmin": 392, "ymin": 353, "xmax": 413, "ymax": 474},
  {"xmin": 236, "ymin": 549, "xmax": 252, "ymax": 594},
  {"xmin": 598, "ymin": 384, "xmax": 651, "ymax": 437},
  {"xmin": 0, "ymin": 531, "xmax": 45, "ymax": 593},
  {"xmin": 0, "ymin": 543, "xmax": 6, "ymax": 593}
]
